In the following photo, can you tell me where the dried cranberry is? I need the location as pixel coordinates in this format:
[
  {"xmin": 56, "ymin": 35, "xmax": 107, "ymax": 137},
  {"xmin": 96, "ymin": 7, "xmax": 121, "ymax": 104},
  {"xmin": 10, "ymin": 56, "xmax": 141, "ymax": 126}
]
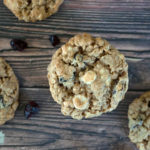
[
  {"xmin": 10, "ymin": 39, "xmax": 27, "ymax": 51},
  {"xmin": 49, "ymin": 35, "xmax": 60, "ymax": 47},
  {"xmin": 24, "ymin": 101, "xmax": 39, "ymax": 119}
]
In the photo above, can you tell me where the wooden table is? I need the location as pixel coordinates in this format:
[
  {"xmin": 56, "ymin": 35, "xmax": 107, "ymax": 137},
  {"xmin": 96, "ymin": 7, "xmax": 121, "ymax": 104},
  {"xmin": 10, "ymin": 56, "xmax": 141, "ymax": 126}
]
[{"xmin": 0, "ymin": 0, "xmax": 150, "ymax": 149}]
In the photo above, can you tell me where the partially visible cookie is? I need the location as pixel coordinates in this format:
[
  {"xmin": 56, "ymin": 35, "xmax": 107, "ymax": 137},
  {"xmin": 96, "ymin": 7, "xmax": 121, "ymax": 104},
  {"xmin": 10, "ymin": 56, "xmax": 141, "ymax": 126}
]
[
  {"xmin": 0, "ymin": 57, "xmax": 19, "ymax": 125},
  {"xmin": 128, "ymin": 92, "xmax": 150, "ymax": 150},
  {"xmin": 4, "ymin": 0, "xmax": 64, "ymax": 22},
  {"xmin": 0, "ymin": 100, "xmax": 19, "ymax": 125},
  {"xmin": 47, "ymin": 33, "xmax": 129, "ymax": 120}
]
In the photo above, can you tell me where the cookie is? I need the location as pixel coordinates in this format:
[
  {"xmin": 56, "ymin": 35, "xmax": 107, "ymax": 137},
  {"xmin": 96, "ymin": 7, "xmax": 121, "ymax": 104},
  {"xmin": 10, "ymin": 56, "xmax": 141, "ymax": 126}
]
[
  {"xmin": 0, "ymin": 100, "xmax": 19, "ymax": 125},
  {"xmin": 0, "ymin": 57, "xmax": 19, "ymax": 125},
  {"xmin": 4, "ymin": 0, "xmax": 64, "ymax": 22},
  {"xmin": 47, "ymin": 33, "xmax": 129, "ymax": 120},
  {"xmin": 128, "ymin": 92, "xmax": 150, "ymax": 150}
]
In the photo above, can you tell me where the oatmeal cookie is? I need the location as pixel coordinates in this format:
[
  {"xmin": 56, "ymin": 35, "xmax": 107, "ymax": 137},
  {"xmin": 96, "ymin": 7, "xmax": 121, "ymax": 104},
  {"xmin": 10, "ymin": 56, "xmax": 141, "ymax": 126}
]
[
  {"xmin": 128, "ymin": 92, "xmax": 150, "ymax": 150},
  {"xmin": 47, "ymin": 33, "xmax": 129, "ymax": 120},
  {"xmin": 0, "ymin": 57, "xmax": 19, "ymax": 125},
  {"xmin": 0, "ymin": 100, "xmax": 19, "ymax": 125},
  {"xmin": 4, "ymin": 0, "xmax": 64, "ymax": 22}
]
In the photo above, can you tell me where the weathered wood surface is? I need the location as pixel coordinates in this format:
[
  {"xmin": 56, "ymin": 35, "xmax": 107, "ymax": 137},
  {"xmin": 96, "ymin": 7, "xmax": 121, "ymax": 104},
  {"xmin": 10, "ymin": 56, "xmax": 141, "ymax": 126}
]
[{"xmin": 0, "ymin": 0, "xmax": 150, "ymax": 149}]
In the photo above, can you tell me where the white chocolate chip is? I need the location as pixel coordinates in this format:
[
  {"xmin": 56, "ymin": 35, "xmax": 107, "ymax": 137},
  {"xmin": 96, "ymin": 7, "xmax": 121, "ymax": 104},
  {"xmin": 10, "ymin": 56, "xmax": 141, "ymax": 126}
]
[
  {"xmin": 106, "ymin": 77, "xmax": 111, "ymax": 86},
  {"xmin": 81, "ymin": 71, "xmax": 97, "ymax": 84},
  {"xmin": 73, "ymin": 95, "xmax": 89, "ymax": 110}
]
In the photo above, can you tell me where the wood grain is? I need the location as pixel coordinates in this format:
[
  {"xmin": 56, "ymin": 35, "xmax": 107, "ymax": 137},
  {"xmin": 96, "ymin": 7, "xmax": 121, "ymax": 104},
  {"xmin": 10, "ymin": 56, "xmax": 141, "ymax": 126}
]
[{"xmin": 0, "ymin": 0, "xmax": 150, "ymax": 149}]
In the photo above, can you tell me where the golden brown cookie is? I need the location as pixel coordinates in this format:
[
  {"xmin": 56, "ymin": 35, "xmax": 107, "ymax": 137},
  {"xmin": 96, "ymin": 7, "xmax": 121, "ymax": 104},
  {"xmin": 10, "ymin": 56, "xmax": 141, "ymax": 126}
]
[
  {"xmin": 4, "ymin": 0, "xmax": 64, "ymax": 22},
  {"xmin": 0, "ymin": 57, "xmax": 19, "ymax": 125},
  {"xmin": 0, "ymin": 100, "xmax": 19, "ymax": 125},
  {"xmin": 128, "ymin": 92, "xmax": 150, "ymax": 150},
  {"xmin": 47, "ymin": 33, "xmax": 129, "ymax": 120}
]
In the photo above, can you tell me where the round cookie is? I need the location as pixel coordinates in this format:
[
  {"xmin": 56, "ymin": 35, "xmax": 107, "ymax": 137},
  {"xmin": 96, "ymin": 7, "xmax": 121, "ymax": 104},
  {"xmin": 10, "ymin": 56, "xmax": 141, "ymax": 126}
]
[
  {"xmin": 128, "ymin": 92, "xmax": 150, "ymax": 150},
  {"xmin": 47, "ymin": 33, "xmax": 128, "ymax": 120},
  {"xmin": 4, "ymin": 0, "xmax": 64, "ymax": 22},
  {"xmin": 0, "ymin": 57, "xmax": 19, "ymax": 125}
]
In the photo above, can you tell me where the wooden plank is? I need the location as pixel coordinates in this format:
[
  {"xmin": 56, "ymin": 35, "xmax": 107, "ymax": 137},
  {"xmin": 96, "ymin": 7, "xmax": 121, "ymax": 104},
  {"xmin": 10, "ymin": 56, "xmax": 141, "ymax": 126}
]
[{"xmin": 0, "ymin": 89, "xmax": 144, "ymax": 150}]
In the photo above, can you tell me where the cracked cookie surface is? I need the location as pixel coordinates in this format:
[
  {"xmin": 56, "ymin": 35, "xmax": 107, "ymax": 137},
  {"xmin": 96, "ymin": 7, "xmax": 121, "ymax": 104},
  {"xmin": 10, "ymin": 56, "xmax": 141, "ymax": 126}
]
[
  {"xmin": 47, "ymin": 33, "xmax": 129, "ymax": 120},
  {"xmin": 0, "ymin": 57, "xmax": 19, "ymax": 125},
  {"xmin": 128, "ymin": 92, "xmax": 150, "ymax": 150},
  {"xmin": 4, "ymin": 0, "xmax": 64, "ymax": 22}
]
